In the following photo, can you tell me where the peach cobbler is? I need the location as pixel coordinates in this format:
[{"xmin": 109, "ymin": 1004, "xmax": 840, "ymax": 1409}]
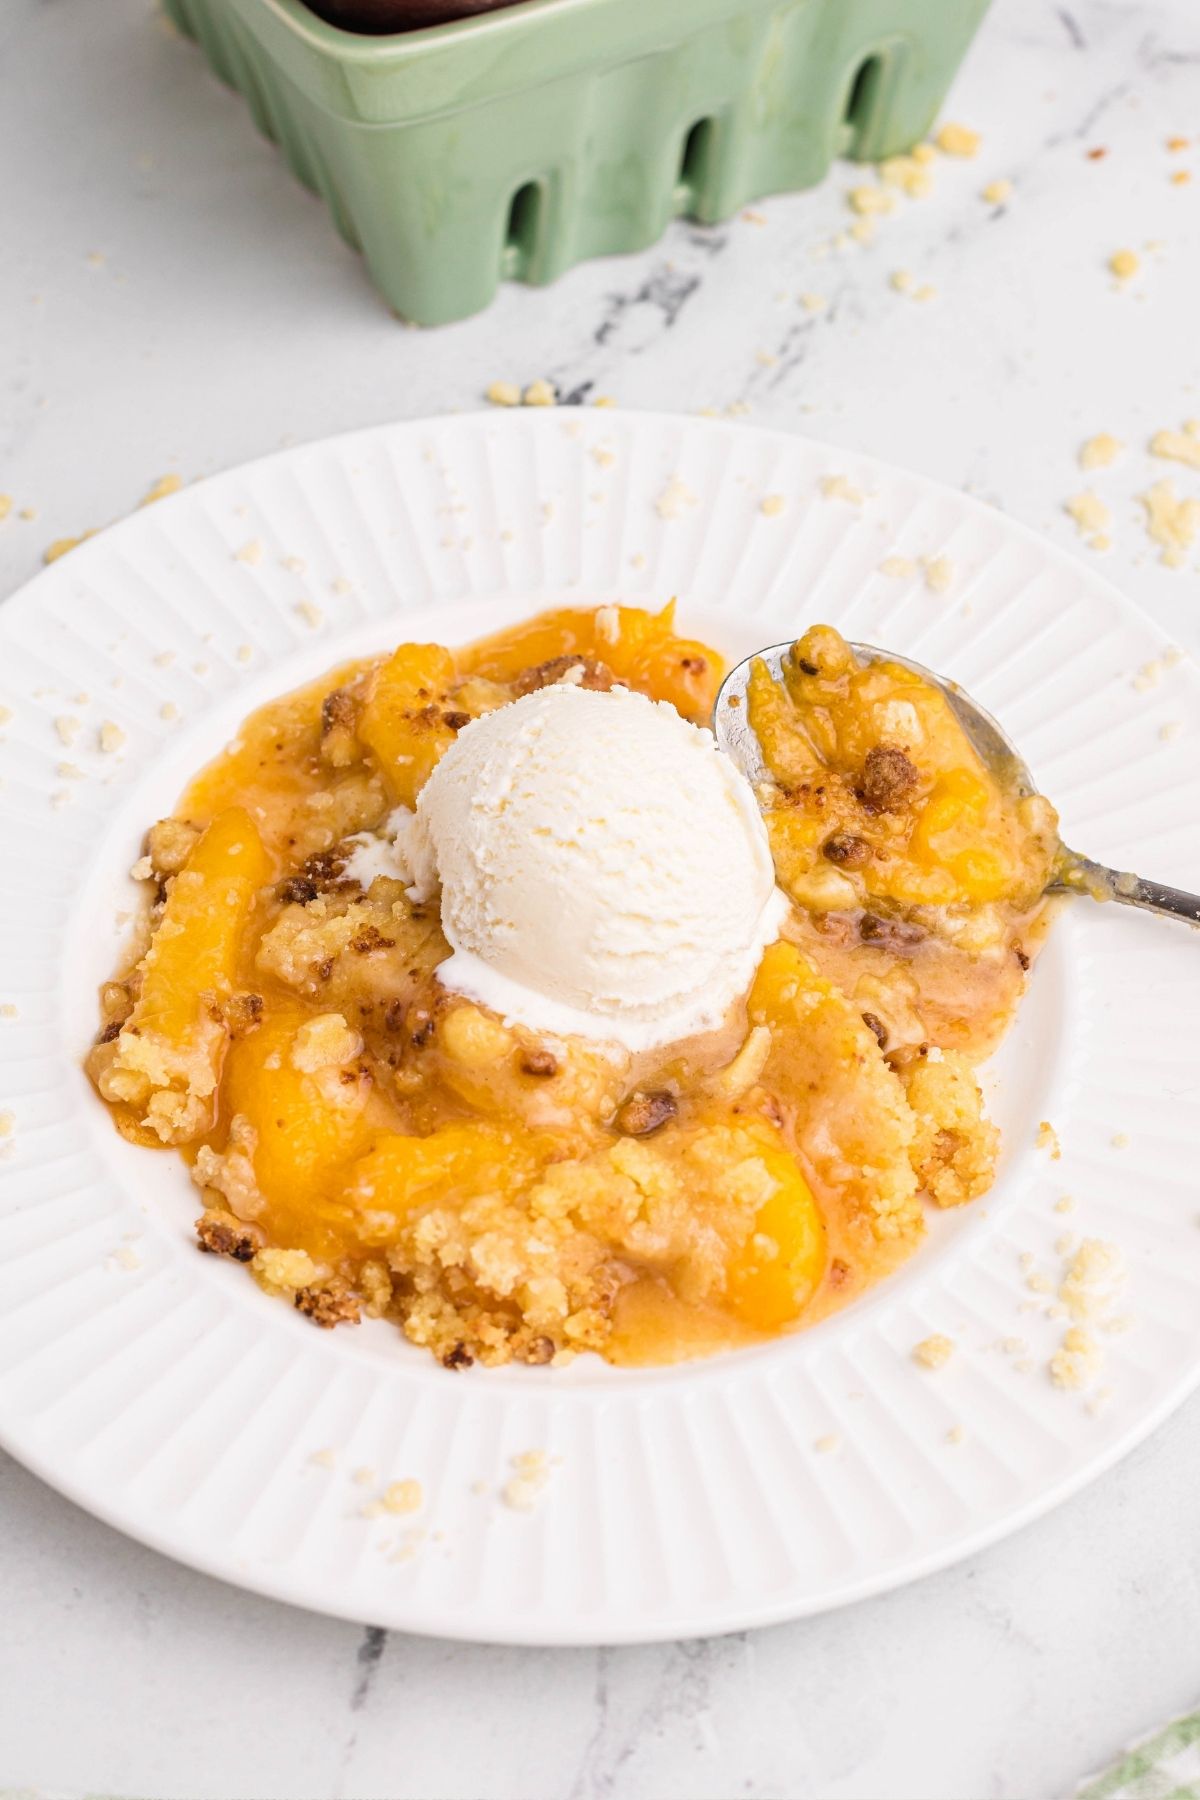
[{"xmin": 88, "ymin": 605, "xmax": 1059, "ymax": 1367}]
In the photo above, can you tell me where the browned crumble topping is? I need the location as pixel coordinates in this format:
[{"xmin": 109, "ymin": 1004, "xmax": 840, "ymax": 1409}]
[
  {"xmin": 520, "ymin": 1048, "xmax": 559, "ymax": 1078},
  {"xmin": 615, "ymin": 1089, "xmax": 679, "ymax": 1137},
  {"xmin": 514, "ymin": 655, "xmax": 616, "ymax": 696},
  {"xmin": 441, "ymin": 1343, "xmax": 475, "ymax": 1370},
  {"xmin": 823, "ymin": 832, "xmax": 871, "ymax": 868},
  {"xmin": 861, "ymin": 1011, "xmax": 888, "ymax": 1048},
  {"xmin": 319, "ymin": 689, "xmax": 359, "ymax": 769},
  {"xmin": 222, "ymin": 992, "xmax": 264, "ymax": 1037},
  {"xmin": 196, "ymin": 1206, "xmax": 265, "ymax": 1262},
  {"xmin": 859, "ymin": 745, "xmax": 921, "ymax": 813},
  {"xmin": 294, "ymin": 1280, "xmax": 362, "ymax": 1327}
]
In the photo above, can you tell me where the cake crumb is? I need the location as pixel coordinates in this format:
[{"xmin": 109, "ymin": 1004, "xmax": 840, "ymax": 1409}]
[
  {"xmin": 0, "ymin": 1004, "xmax": 17, "ymax": 1020},
  {"xmin": 236, "ymin": 644, "xmax": 253, "ymax": 664},
  {"xmin": 381, "ymin": 1478, "xmax": 423, "ymax": 1515},
  {"xmin": 522, "ymin": 378, "xmax": 557, "ymax": 408},
  {"xmin": 0, "ymin": 495, "xmax": 12, "ymax": 522},
  {"xmin": 1139, "ymin": 480, "xmax": 1200, "ymax": 567},
  {"xmin": 760, "ymin": 494, "xmax": 786, "ymax": 517},
  {"xmin": 1050, "ymin": 1326, "xmax": 1102, "ymax": 1390},
  {"xmin": 1149, "ymin": 421, "xmax": 1200, "ymax": 471},
  {"xmin": 1064, "ymin": 491, "xmax": 1110, "ymax": 541},
  {"xmin": 936, "ymin": 121, "xmax": 980, "ymax": 158},
  {"xmin": 485, "ymin": 379, "xmax": 521, "ymax": 408},
  {"xmin": 295, "ymin": 600, "xmax": 324, "ymax": 629},
  {"xmin": 592, "ymin": 394, "xmax": 616, "ymax": 408},
  {"xmin": 847, "ymin": 184, "xmax": 894, "ymax": 216},
  {"xmin": 98, "ymin": 720, "xmax": 126, "ymax": 754},
  {"xmin": 1060, "ymin": 1238, "xmax": 1126, "ymax": 1322},
  {"xmin": 235, "ymin": 539, "xmax": 264, "ymax": 565},
  {"xmin": 139, "ymin": 472, "xmax": 182, "ymax": 507},
  {"xmin": 0, "ymin": 1110, "xmax": 16, "ymax": 1137},
  {"xmin": 798, "ymin": 292, "xmax": 826, "ymax": 314},
  {"xmin": 159, "ymin": 701, "xmax": 180, "ymax": 722},
  {"xmin": 1036, "ymin": 1120, "xmax": 1062, "ymax": 1159},
  {"xmin": 353, "ymin": 1466, "xmax": 377, "ymax": 1488},
  {"xmin": 1111, "ymin": 1131, "xmax": 1129, "ymax": 1148},
  {"xmin": 1108, "ymin": 248, "xmax": 1139, "ymax": 280},
  {"xmin": 820, "ymin": 474, "xmax": 864, "ymax": 505},
  {"xmin": 54, "ymin": 715, "xmax": 80, "ymax": 746},
  {"xmin": 309, "ymin": 1448, "xmax": 337, "ymax": 1470},
  {"xmin": 1079, "ymin": 433, "xmax": 1123, "ymax": 470},
  {"xmin": 922, "ymin": 554, "xmax": 954, "ymax": 594},
  {"xmin": 813, "ymin": 1433, "xmax": 842, "ymax": 1456},
  {"xmin": 878, "ymin": 153, "xmax": 933, "ymax": 198},
  {"xmin": 656, "ymin": 475, "xmax": 698, "ymax": 520},
  {"xmin": 946, "ymin": 1424, "xmax": 966, "ymax": 1445},
  {"xmin": 890, "ymin": 269, "xmax": 916, "ymax": 295},
  {"xmin": 44, "ymin": 533, "xmax": 91, "ymax": 564},
  {"xmin": 502, "ymin": 1449, "xmax": 553, "ymax": 1511},
  {"xmin": 913, "ymin": 1333, "xmax": 955, "ymax": 1369},
  {"xmin": 981, "ymin": 178, "xmax": 1012, "ymax": 205},
  {"xmin": 1160, "ymin": 720, "xmax": 1182, "ymax": 741},
  {"xmin": 1055, "ymin": 1194, "xmax": 1075, "ymax": 1214},
  {"xmin": 879, "ymin": 553, "xmax": 916, "ymax": 579}
]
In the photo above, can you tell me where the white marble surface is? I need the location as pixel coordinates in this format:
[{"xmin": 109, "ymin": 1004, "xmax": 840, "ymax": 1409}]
[{"xmin": 3, "ymin": 1, "xmax": 1200, "ymax": 1796}]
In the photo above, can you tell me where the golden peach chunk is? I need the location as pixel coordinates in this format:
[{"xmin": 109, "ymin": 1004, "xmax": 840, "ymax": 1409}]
[{"xmin": 92, "ymin": 808, "xmax": 269, "ymax": 1143}]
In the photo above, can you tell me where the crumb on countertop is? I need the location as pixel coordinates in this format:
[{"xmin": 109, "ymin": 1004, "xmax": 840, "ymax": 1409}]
[
  {"xmin": 1079, "ymin": 433, "xmax": 1123, "ymax": 470},
  {"xmin": 1108, "ymin": 249, "xmax": 1139, "ymax": 280},
  {"xmin": 1140, "ymin": 480, "xmax": 1200, "ymax": 567},
  {"xmin": 1149, "ymin": 420, "xmax": 1200, "ymax": 470},
  {"xmin": 935, "ymin": 121, "xmax": 981, "ymax": 158}
]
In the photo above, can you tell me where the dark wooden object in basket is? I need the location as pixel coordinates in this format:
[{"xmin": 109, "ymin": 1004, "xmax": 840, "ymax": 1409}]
[{"xmin": 304, "ymin": 0, "xmax": 523, "ymax": 30}]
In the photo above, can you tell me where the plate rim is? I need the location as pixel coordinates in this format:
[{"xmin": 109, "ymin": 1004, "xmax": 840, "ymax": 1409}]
[{"xmin": 0, "ymin": 407, "xmax": 1196, "ymax": 1645}]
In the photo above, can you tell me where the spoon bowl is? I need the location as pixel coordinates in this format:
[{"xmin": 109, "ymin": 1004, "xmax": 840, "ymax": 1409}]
[{"xmin": 713, "ymin": 639, "xmax": 1200, "ymax": 927}]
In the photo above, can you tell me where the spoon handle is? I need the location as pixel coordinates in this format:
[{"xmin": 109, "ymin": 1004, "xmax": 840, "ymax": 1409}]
[{"xmin": 1055, "ymin": 855, "xmax": 1200, "ymax": 927}]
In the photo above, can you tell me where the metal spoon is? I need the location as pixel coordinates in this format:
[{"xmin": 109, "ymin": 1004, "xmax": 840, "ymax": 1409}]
[{"xmin": 713, "ymin": 640, "xmax": 1200, "ymax": 927}]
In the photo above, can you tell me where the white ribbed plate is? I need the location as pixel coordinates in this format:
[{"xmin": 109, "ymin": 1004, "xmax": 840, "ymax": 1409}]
[{"xmin": 1, "ymin": 411, "xmax": 1198, "ymax": 1646}]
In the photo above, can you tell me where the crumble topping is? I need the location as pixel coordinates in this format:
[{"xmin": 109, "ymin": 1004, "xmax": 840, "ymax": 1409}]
[{"xmin": 86, "ymin": 608, "xmax": 1054, "ymax": 1372}]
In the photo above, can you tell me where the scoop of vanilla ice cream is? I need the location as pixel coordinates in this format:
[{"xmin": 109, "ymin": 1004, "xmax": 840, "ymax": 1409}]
[{"xmin": 400, "ymin": 682, "xmax": 786, "ymax": 1051}]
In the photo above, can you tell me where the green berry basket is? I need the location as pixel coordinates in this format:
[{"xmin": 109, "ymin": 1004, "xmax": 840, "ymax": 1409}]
[{"xmin": 164, "ymin": 0, "xmax": 990, "ymax": 326}]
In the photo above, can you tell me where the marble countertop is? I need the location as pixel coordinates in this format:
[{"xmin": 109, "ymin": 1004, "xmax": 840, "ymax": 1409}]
[{"xmin": 3, "ymin": 1, "xmax": 1199, "ymax": 1795}]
